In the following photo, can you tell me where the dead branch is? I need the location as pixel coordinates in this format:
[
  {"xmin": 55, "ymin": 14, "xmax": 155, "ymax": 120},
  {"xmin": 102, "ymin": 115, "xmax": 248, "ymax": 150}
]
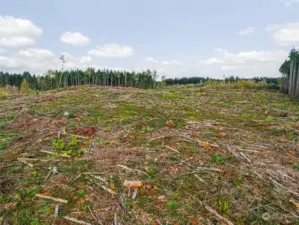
[
  {"xmin": 88, "ymin": 205, "xmax": 103, "ymax": 225},
  {"xmin": 63, "ymin": 216, "xmax": 92, "ymax": 225},
  {"xmin": 196, "ymin": 167, "xmax": 223, "ymax": 172},
  {"xmin": 239, "ymin": 152, "xmax": 251, "ymax": 164},
  {"xmin": 117, "ymin": 164, "xmax": 149, "ymax": 176},
  {"xmin": 17, "ymin": 158, "xmax": 34, "ymax": 168},
  {"xmin": 165, "ymin": 145, "xmax": 180, "ymax": 154},
  {"xmin": 100, "ymin": 184, "xmax": 117, "ymax": 195},
  {"xmin": 226, "ymin": 145, "xmax": 240, "ymax": 158},
  {"xmin": 35, "ymin": 194, "xmax": 68, "ymax": 204},
  {"xmin": 204, "ymin": 205, "xmax": 234, "ymax": 225},
  {"xmin": 40, "ymin": 150, "xmax": 71, "ymax": 158}
]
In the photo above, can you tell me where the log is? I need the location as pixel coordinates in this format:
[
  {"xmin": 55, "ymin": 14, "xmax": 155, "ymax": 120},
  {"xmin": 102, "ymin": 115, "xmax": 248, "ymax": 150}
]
[{"xmin": 35, "ymin": 194, "xmax": 68, "ymax": 204}]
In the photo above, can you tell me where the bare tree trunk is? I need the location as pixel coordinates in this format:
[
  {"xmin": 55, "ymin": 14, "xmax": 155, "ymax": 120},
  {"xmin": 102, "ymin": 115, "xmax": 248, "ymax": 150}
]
[
  {"xmin": 291, "ymin": 62, "xmax": 296, "ymax": 95},
  {"xmin": 295, "ymin": 64, "xmax": 299, "ymax": 96},
  {"xmin": 288, "ymin": 60, "xmax": 294, "ymax": 95}
]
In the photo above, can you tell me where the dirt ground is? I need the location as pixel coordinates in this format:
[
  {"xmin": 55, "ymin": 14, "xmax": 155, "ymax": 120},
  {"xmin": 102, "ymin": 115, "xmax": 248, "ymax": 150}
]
[{"xmin": 0, "ymin": 85, "xmax": 298, "ymax": 225}]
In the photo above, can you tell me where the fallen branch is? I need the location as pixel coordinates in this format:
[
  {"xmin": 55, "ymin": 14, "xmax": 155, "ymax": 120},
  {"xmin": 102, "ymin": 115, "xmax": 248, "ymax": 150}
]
[
  {"xmin": 44, "ymin": 171, "xmax": 52, "ymax": 181},
  {"xmin": 165, "ymin": 145, "xmax": 180, "ymax": 154},
  {"xmin": 85, "ymin": 173, "xmax": 106, "ymax": 183},
  {"xmin": 114, "ymin": 212, "xmax": 118, "ymax": 225},
  {"xmin": 239, "ymin": 152, "xmax": 251, "ymax": 164},
  {"xmin": 99, "ymin": 184, "xmax": 117, "ymax": 195},
  {"xmin": 17, "ymin": 158, "xmax": 34, "ymax": 168},
  {"xmin": 194, "ymin": 174, "xmax": 205, "ymax": 184},
  {"xmin": 40, "ymin": 150, "xmax": 71, "ymax": 158},
  {"xmin": 196, "ymin": 167, "xmax": 223, "ymax": 172},
  {"xmin": 17, "ymin": 157, "xmax": 49, "ymax": 162},
  {"xmin": 63, "ymin": 216, "xmax": 92, "ymax": 225},
  {"xmin": 204, "ymin": 205, "xmax": 234, "ymax": 225},
  {"xmin": 35, "ymin": 194, "xmax": 68, "ymax": 204},
  {"xmin": 88, "ymin": 205, "xmax": 103, "ymax": 225},
  {"xmin": 117, "ymin": 164, "xmax": 149, "ymax": 176},
  {"xmin": 226, "ymin": 145, "xmax": 240, "ymax": 158}
]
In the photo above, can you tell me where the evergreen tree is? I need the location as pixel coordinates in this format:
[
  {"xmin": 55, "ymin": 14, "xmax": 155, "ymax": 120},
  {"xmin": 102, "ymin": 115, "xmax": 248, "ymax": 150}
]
[{"xmin": 20, "ymin": 79, "xmax": 30, "ymax": 93}]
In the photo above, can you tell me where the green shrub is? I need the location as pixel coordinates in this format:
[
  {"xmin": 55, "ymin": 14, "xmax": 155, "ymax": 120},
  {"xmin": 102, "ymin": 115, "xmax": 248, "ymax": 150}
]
[
  {"xmin": 237, "ymin": 80, "xmax": 255, "ymax": 89},
  {"xmin": 52, "ymin": 136, "xmax": 83, "ymax": 156},
  {"xmin": 68, "ymin": 112, "xmax": 75, "ymax": 119},
  {"xmin": 268, "ymin": 83, "xmax": 280, "ymax": 89},
  {"xmin": 52, "ymin": 139, "xmax": 66, "ymax": 150},
  {"xmin": 167, "ymin": 201, "xmax": 181, "ymax": 210},
  {"xmin": 211, "ymin": 153, "xmax": 222, "ymax": 161},
  {"xmin": 219, "ymin": 199, "xmax": 229, "ymax": 214},
  {"xmin": 76, "ymin": 189, "xmax": 86, "ymax": 198},
  {"xmin": 20, "ymin": 79, "xmax": 30, "ymax": 93}
]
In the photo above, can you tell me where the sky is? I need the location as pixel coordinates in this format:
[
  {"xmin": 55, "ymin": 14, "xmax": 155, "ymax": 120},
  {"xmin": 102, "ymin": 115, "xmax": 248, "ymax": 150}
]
[{"xmin": 0, "ymin": 0, "xmax": 299, "ymax": 79}]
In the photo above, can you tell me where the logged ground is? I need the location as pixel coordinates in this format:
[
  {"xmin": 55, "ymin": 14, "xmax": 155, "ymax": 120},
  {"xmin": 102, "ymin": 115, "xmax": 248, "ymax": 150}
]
[{"xmin": 0, "ymin": 86, "xmax": 299, "ymax": 225}]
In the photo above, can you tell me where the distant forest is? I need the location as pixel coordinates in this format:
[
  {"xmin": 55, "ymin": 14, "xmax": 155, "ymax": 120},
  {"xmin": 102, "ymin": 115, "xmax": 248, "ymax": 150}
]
[
  {"xmin": 165, "ymin": 76, "xmax": 279, "ymax": 85},
  {"xmin": 0, "ymin": 68, "xmax": 159, "ymax": 90}
]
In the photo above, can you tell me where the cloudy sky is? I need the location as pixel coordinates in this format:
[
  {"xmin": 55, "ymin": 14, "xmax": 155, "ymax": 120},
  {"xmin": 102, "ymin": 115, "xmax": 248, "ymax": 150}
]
[{"xmin": 0, "ymin": 0, "xmax": 299, "ymax": 78}]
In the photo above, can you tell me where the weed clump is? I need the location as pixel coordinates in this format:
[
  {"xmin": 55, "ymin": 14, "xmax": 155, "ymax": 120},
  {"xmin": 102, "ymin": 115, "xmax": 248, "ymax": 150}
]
[{"xmin": 52, "ymin": 136, "xmax": 83, "ymax": 156}]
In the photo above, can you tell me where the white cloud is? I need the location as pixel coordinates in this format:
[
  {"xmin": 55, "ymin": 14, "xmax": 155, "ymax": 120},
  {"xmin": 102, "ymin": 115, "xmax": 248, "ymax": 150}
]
[
  {"xmin": 200, "ymin": 50, "xmax": 286, "ymax": 65},
  {"xmin": 280, "ymin": 0, "xmax": 299, "ymax": 7},
  {"xmin": 0, "ymin": 48, "xmax": 134, "ymax": 74},
  {"xmin": 60, "ymin": 32, "xmax": 90, "ymax": 46},
  {"xmin": 214, "ymin": 48, "xmax": 227, "ymax": 53},
  {"xmin": 0, "ymin": 48, "xmax": 57, "ymax": 73},
  {"xmin": 88, "ymin": 43, "xmax": 134, "ymax": 57},
  {"xmin": 0, "ymin": 48, "xmax": 97, "ymax": 74},
  {"xmin": 79, "ymin": 56, "xmax": 93, "ymax": 64},
  {"xmin": 198, "ymin": 49, "xmax": 288, "ymax": 78},
  {"xmin": 0, "ymin": 16, "xmax": 42, "ymax": 48},
  {"xmin": 146, "ymin": 57, "xmax": 159, "ymax": 64},
  {"xmin": 17, "ymin": 48, "xmax": 55, "ymax": 58},
  {"xmin": 199, "ymin": 57, "xmax": 225, "ymax": 65},
  {"xmin": 266, "ymin": 22, "xmax": 299, "ymax": 46},
  {"xmin": 146, "ymin": 57, "xmax": 183, "ymax": 65},
  {"xmin": 237, "ymin": 27, "xmax": 256, "ymax": 36},
  {"xmin": 0, "ymin": 49, "xmax": 7, "ymax": 54}
]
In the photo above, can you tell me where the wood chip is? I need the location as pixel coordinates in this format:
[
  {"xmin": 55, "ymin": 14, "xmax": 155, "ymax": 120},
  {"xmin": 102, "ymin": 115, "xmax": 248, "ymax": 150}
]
[{"xmin": 124, "ymin": 180, "xmax": 143, "ymax": 188}]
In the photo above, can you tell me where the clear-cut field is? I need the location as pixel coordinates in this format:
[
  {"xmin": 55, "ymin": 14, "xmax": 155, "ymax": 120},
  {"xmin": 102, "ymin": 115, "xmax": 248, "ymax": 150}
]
[{"xmin": 0, "ymin": 86, "xmax": 298, "ymax": 224}]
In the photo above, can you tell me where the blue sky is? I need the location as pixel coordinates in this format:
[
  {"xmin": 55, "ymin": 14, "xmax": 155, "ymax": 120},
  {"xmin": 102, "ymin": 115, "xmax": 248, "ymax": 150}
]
[{"xmin": 0, "ymin": 0, "xmax": 299, "ymax": 78}]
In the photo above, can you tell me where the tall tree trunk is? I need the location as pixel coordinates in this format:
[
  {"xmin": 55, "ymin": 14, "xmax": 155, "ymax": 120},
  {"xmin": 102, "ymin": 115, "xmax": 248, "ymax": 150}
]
[
  {"xmin": 295, "ymin": 65, "xmax": 299, "ymax": 96},
  {"xmin": 292, "ymin": 62, "xmax": 297, "ymax": 95},
  {"xmin": 288, "ymin": 60, "xmax": 294, "ymax": 95}
]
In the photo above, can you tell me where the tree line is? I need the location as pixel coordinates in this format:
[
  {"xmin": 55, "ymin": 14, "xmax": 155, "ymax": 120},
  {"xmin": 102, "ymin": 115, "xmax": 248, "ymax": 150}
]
[
  {"xmin": 0, "ymin": 68, "xmax": 160, "ymax": 90},
  {"xmin": 279, "ymin": 48, "xmax": 299, "ymax": 95},
  {"xmin": 165, "ymin": 76, "xmax": 279, "ymax": 86}
]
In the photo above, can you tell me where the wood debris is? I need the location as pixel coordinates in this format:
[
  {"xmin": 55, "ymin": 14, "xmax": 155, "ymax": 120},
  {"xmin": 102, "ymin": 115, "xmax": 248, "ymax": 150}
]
[
  {"xmin": 35, "ymin": 194, "xmax": 68, "ymax": 204},
  {"xmin": 63, "ymin": 216, "xmax": 92, "ymax": 225},
  {"xmin": 204, "ymin": 205, "xmax": 234, "ymax": 225}
]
